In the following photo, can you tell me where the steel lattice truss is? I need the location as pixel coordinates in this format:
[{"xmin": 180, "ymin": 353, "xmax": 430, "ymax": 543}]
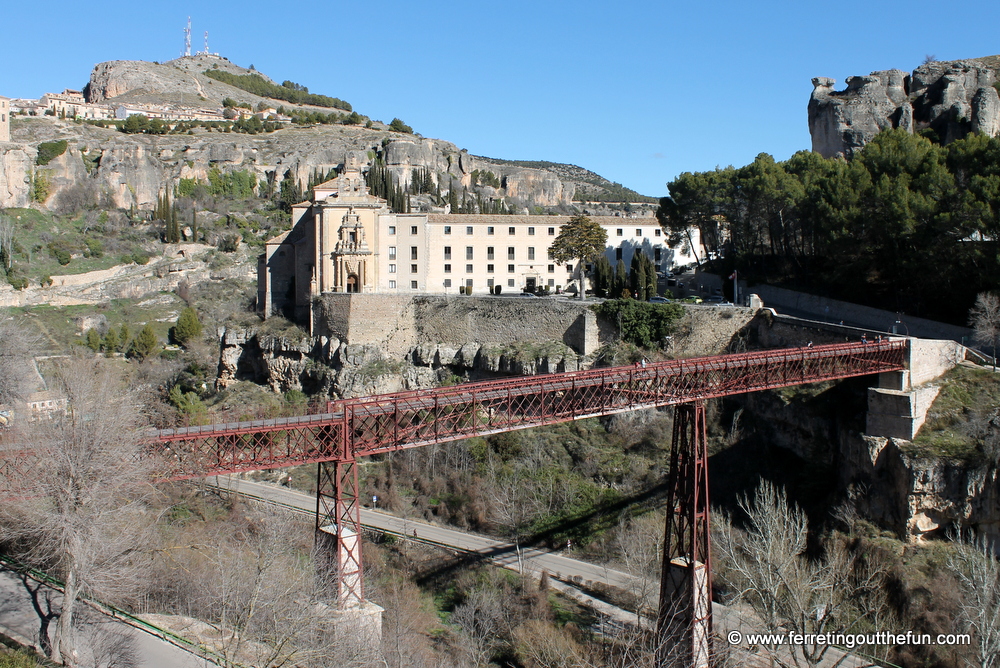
[
  {"xmin": 151, "ymin": 340, "xmax": 906, "ymax": 476},
  {"xmin": 0, "ymin": 340, "xmax": 908, "ymax": 622}
]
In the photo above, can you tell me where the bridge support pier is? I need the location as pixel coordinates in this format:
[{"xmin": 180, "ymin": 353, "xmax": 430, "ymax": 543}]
[
  {"xmin": 656, "ymin": 402, "xmax": 712, "ymax": 668},
  {"xmin": 316, "ymin": 458, "xmax": 365, "ymax": 607}
]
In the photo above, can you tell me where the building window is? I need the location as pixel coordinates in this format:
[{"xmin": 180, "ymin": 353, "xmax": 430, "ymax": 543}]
[
  {"xmin": 411, "ymin": 226, "xmax": 418, "ymax": 235},
  {"xmin": 410, "ymin": 247, "xmax": 418, "ymax": 260},
  {"xmin": 616, "ymin": 248, "xmax": 623, "ymax": 261},
  {"xmin": 487, "ymin": 278, "xmax": 495, "ymax": 287},
  {"xmin": 636, "ymin": 229, "xmax": 642, "ymax": 236},
  {"xmin": 444, "ymin": 246, "xmax": 452, "ymax": 260},
  {"xmin": 528, "ymin": 247, "xmax": 535, "ymax": 261},
  {"xmin": 466, "ymin": 226, "xmax": 473, "ymax": 235},
  {"xmin": 508, "ymin": 279, "xmax": 515, "ymax": 287},
  {"xmin": 388, "ymin": 246, "xmax": 396, "ymax": 260},
  {"xmin": 389, "ymin": 264, "xmax": 396, "ymax": 273},
  {"xmin": 617, "ymin": 229, "xmax": 623, "ymax": 236},
  {"xmin": 487, "ymin": 264, "xmax": 494, "ymax": 273},
  {"xmin": 507, "ymin": 247, "xmax": 515, "ymax": 260},
  {"xmin": 388, "ymin": 225, "xmax": 396, "ymax": 235},
  {"xmin": 507, "ymin": 264, "xmax": 515, "ymax": 273},
  {"xmin": 655, "ymin": 248, "xmax": 662, "ymax": 261},
  {"xmin": 548, "ymin": 264, "xmax": 555, "ymax": 273},
  {"xmin": 444, "ymin": 279, "xmax": 452, "ymax": 288},
  {"xmin": 411, "ymin": 281, "xmax": 418, "ymax": 289},
  {"xmin": 411, "ymin": 264, "xmax": 418, "ymax": 273},
  {"xmin": 466, "ymin": 264, "xmax": 473, "ymax": 273},
  {"xmin": 487, "ymin": 226, "xmax": 495, "ymax": 235},
  {"xmin": 655, "ymin": 229, "xmax": 661, "ymax": 237},
  {"xmin": 466, "ymin": 279, "xmax": 473, "ymax": 288},
  {"xmin": 487, "ymin": 246, "xmax": 495, "ymax": 260},
  {"xmin": 466, "ymin": 246, "xmax": 474, "ymax": 260},
  {"xmin": 389, "ymin": 280, "xmax": 396, "ymax": 288},
  {"xmin": 548, "ymin": 278, "xmax": 555, "ymax": 287},
  {"xmin": 508, "ymin": 226, "xmax": 515, "ymax": 235},
  {"xmin": 548, "ymin": 227, "xmax": 555, "ymax": 235},
  {"xmin": 444, "ymin": 225, "xmax": 452, "ymax": 235},
  {"xmin": 566, "ymin": 264, "xmax": 573, "ymax": 272},
  {"xmin": 444, "ymin": 264, "xmax": 452, "ymax": 273},
  {"xmin": 528, "ymin": 227, "xmax": 535, "ymax": 235}
]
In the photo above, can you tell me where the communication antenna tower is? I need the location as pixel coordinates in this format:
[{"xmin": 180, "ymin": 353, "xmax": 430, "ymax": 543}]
[
  {"xmin": 204, "ymin": 31, "xmax": 210, "ymax": 55},
  {"xmin": 184, "ymin": 17, "xmax": 191, "ymax": 57}
]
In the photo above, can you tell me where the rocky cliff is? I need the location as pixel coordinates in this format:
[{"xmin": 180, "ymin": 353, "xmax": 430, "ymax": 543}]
[
  {"xmin": 1, "ymin": 57, "xmax": 652, "ymax": 211},
  {"xmin": 1, "ymin": 118, "xmax": 583, "ymax": 212},
  {"xmin": 809, "ymin": 57, "xmax": 1000, "ymax": 158}
]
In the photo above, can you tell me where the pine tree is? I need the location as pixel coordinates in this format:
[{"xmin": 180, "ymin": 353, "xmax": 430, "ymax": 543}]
[
  {"xmin": 129, "ymin": 324, "xmax": 159, "ymax": 360},
  {"xmin": 118, "ymin": 323, "xmax": 131, "ymax": 352},
  {"xmin": 84, "ymin": 328, "xmax": 101, "ymax": 352},
  {"xmin": 173, "ymin": 307, "xmax": 203, "ymax": 346},
  {"xmin": 102, "ymin": 328, "xmax": 118, "ymax": 355}
]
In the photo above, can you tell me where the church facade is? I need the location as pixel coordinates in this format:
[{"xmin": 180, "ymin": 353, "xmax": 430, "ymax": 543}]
[{"xmin": 258, "ymin": 152, "xmax": 702, "ymax": 323}]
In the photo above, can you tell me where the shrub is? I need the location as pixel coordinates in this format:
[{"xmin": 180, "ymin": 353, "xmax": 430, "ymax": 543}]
[
  {"xmin": 35, "ymin": 140, "xmax": 68, "ymax": 166},
  {"xmin": 129, "ymin": 324, "xmax": 160, "ymax": 360},
  {"xmin": 84, "ymin": 238, "xmax": 104, "ymax": 258}
]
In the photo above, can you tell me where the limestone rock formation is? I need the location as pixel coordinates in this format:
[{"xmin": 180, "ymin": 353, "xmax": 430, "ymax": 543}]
[
  {"xmin": 809, "ymin": 70, "xmax": 912, "ymax": 158},
  {"xmin": 0, "ymin": 145, "xmax": 33, "ymax": 208},
  {"xmin": 810, "ymin": 57, "xmax": 1000, "ymax": 158}
]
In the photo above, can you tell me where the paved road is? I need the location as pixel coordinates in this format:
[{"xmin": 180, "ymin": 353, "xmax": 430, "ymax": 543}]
[
  {"xmin": 212, "ymin": 477, "xmax": 876, "ymax": 668},
  {"xmin": 0, "ymin": 565, "xmax": 209, "ymax": 667},
  {"xmin": 210, "ymin": 477, "xmax": 639, "ymax": 593}
]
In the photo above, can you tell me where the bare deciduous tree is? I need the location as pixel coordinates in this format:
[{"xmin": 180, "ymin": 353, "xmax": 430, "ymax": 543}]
[
  {"xmin": 715, "ymin": 481, "xmax": 895, "ymax": 668},
  {"xmin": 0, "ymin": 310, "xmax": 39, "ymax": 405},
  {"xmin": 949, "ymin": 534, "xmax": 1000, "ymax": 668},
  {"xmin": 150, "ymin": 504, "xmax": 379, "ymax": 668},
  {"xmin": 0, "ymin": 358, "xmax": 160, "ymax": 665},
  {"xmin": 0, "ymin": 215, "xmax": 14, "ymax": 272},
  {"xmin": 969, "ymin": 292, "xmax": 1000, "ymax": 370}
]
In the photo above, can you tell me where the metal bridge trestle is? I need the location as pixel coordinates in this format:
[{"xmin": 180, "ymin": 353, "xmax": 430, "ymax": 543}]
[{"xmin": 657, "ymin": 402, "xmax": 712, "ymax": 668}]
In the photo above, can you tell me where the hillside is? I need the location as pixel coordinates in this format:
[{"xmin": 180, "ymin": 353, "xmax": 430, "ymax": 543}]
[{"xmin": 15, "ymin": 56, "xmax": 661, "ymax": 209}]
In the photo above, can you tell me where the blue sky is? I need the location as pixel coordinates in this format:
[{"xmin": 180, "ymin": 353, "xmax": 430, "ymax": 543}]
[{"xmin": 5, "ymin": 1, "xmax": 1000, "ymax": 197}]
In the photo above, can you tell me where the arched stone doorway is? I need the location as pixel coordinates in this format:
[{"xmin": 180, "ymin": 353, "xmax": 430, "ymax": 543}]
[{"xmin": 346, "ymin": 274, "xmax": 359, "ymax": 293}]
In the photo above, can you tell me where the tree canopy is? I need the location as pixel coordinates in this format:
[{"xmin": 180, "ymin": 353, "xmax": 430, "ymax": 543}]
[
  {"xmin": 548, "ymin": 215, "xmax": 608, "ymax": 299},
  {"xmin": 656, "ymin": 129, "xmax": 1000, "ymax": 324}
]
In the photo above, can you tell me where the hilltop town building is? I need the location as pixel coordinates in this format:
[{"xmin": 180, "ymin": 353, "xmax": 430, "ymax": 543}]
[
  {"xmin": 0, "ymin": 96, "xmax": 9, "ymax": 142},
  {"xmin": 258, "ymin": 152, "xmax": 702, "ymax": 323}
]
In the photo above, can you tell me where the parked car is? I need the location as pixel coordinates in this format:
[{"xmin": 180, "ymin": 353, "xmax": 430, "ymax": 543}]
[
  {"xmin": 706, "ymin": 295, "xmax": 724, "ymax": 303},
  {"xmin": 683, "ymin": 296, "xmax": 703, "ymax": 304},
  {"xmin": 650, "ymin": 296, "xmax": 670, "ymax": 303}
]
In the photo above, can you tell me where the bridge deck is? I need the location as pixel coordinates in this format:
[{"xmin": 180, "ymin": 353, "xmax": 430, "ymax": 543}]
[{"xmin": 150, "ymin": 340, "xmax": 906, "ymax": 478}]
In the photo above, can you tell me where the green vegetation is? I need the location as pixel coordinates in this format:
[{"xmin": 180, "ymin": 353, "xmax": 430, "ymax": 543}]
[
  {"xmin": 35, "ymin": 140, "xmax": 67, "ymax": 166},
  {"xmin": 909, "ymin": 365, "xmax": 1000, "ymax": 462},
  {"xmin": 658, "ymin": 129, "xmax": 1000, "ymax": 324},
  {"xmin": 129, "ymin": 323, "xmax": 160, "ymax": 360},
  {"xmin": 207, "ymin": 168, "xmax": 257, "ymax": 200},
  {"xmin": 547, "ymin": 215, "xmax": 607, "ymax": 299},
  {"xmin": 0, "ymin": 649, "xmax": 42, "ymax": 668},
  {"xmin": 388, "ymin": 117, "xmax": 413, "ymax": 134},
  {"xmin": 172, "ymin": 307, "xmax": 203, "ymax": 346},
  {"xmin": 592, "ymin": 299, "xmax": 684, "ymax": 347},
  {"xmin": 203, "ymin": 70, "xmax": 351, "ymax": 111}
]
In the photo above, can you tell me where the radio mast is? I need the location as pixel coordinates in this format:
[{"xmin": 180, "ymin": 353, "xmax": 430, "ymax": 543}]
[{"xmin": 184, "ymin": 17, "xmax": 191, "ymax": 57}]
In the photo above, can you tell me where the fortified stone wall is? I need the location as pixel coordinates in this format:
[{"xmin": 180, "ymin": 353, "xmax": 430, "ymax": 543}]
[{"xmin": 315, "ymin": 294, "xmax": 601, "ymax": 356}]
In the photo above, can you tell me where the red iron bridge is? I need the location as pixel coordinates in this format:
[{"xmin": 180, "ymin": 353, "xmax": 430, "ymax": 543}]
[{"xmin": 2, "ymin": 340, "xmax": 909, "ymax": 667}]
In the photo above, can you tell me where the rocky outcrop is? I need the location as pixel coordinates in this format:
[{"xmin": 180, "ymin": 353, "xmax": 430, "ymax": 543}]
[
  {"xmin": 215, "ymin": 327, "xmax": 586, "ymax": 397},
  {"xmin": 9, "ymin": 119, "xmax": 578, "ymax": 213},
  {"xmin": 842, "ymin": 436, "xmax": 1000, "ymax": 546},
  {"xmin": 809, "ymin": 70, "xmax": 913, "ymax": 158},
  {"xmin": 0, "ymin": 145, "xmax": 34, "ymax": 208},
  {"xmin": 810, "ymin": 58, "xmax": 1000, "ymax": 157}
]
